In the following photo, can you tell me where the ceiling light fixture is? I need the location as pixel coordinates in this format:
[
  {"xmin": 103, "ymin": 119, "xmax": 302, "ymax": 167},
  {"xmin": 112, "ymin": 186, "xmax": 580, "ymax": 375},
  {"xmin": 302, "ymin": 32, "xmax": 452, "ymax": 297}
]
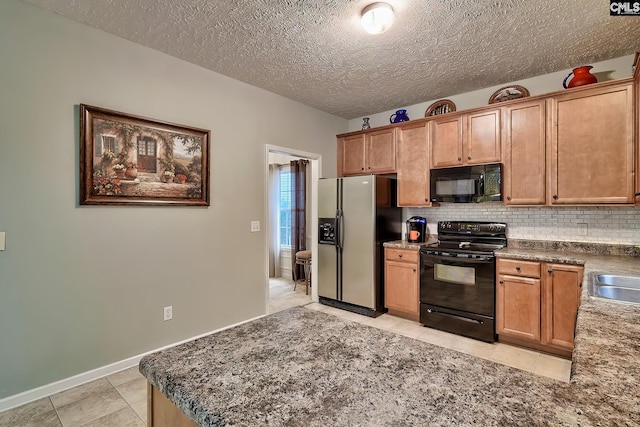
[{"xmin": 360, "ymin": 2, "xmax": 395, "ymax": 35}]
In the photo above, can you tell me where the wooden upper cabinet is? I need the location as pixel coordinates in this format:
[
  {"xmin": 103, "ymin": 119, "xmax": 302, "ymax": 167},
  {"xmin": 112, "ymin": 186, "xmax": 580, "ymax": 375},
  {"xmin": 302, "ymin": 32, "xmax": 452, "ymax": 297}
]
[
  {"xmin": 338, "ymin": 128, "xmax": 395, "ymax": 176},
  {"xmin": 548, "ymin": 82, "xmax": 634, "ymax": 204},
  {"xmin": 339, "ymin": 134, "xmax": 366, "ymax": 176},
  {"xmin": 541, "ymin": 264, "xmax": 583, "ymax": 351},
  {"xmin": 396, "ymin": 122, "xmax": 430, "ymax": 206},
  {"xmin": 502, "ymin": 100, "xmax": 547, "ymax": 205},
  {"xmin": 430, "ymin": 108, "xmax": 500, "ymax": 168},
  {"xmin": 465, "ymin": 109, "xmax": 501, "ymax": 164},
  {"xmin": 429, "ymin": 115, "xmax": 463, "ymax": 167},
  {"xmin": 366, "ymin": 128, "xmax": 396, "ymax": 173}
]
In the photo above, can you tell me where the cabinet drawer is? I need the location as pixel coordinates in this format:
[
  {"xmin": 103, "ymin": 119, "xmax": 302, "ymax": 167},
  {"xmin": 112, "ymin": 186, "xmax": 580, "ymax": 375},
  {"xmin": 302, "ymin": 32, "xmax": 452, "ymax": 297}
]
[
  {"xmin": 385, "ymin": 248, "xmax": 419, "ymax": 264},
  {"xmin": 497, "ymin": 259, "xmax": 541, "ymax": 278}
]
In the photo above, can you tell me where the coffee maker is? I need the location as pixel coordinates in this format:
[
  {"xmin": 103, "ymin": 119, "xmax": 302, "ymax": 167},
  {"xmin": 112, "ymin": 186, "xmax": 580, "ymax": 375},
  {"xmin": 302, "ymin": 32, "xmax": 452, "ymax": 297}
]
[{"xmin": 406, "ymin": 216, "xmax": 427, "ymax": 243}]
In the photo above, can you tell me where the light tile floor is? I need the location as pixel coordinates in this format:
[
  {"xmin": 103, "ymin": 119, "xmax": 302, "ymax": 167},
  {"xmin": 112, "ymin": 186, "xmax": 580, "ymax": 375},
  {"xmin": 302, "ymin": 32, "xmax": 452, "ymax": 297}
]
[{"xmin": 0, "ymin": 278, "xmax": 571, "ymax": 426}]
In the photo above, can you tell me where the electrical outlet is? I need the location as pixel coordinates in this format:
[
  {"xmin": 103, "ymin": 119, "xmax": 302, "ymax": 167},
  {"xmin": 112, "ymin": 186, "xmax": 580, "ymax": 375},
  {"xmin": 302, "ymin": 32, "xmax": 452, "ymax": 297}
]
[
  {"xmin": 163, "ymin": 306, "xmax": 173, "ymax": 321},
  {"xmin": 0, "ymin": 232, "xmax": 5, "ymax": 251},
  {"xmin": 250, "ymin": 221, "xmax": 260, "ymax": 232}
]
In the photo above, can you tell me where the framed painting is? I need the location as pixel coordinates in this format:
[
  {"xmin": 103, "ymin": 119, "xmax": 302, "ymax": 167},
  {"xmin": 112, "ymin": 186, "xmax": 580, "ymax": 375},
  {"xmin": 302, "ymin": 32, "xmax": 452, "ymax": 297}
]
[{"xmin": 80, "ymin": 104, "xmax": 210, "ymax": 206}]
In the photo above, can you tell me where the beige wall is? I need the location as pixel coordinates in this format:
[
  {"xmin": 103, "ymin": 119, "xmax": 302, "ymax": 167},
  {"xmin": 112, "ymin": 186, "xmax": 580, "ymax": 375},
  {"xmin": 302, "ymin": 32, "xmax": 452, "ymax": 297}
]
[
  {"xmin": 348, "ymin": 55, "xmax": 636, "ymax": 131},
  {"xmin": 0, "ymin": 1, "xmax": 344, "ymax": 400}
]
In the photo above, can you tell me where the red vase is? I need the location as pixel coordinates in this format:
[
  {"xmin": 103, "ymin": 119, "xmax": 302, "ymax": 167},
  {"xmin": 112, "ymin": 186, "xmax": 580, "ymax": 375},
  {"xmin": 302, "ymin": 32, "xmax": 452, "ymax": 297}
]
[{"xmin": 563, "ymin": 66, "xmax": 597, "ymax": 89}]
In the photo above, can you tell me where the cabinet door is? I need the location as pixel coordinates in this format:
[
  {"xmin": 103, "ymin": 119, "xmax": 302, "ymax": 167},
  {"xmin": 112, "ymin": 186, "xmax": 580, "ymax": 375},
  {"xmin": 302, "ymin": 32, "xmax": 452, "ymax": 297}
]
[
  {"xmin": 340, "ymin": 134, "xmax": 366, "ymax": 176},
  {"xmin": 365, "ymin": 128, "xmax": 396, "ymax": 173},
  {"xmin": 496, "ymin": 274, "xmax": 541, "ymax": 342},
  {"xmin": 465, "ymin": 109, "xmax": 501, "ymax": 164},
  {"xmin": 502, "ymin": 100, "xmax": 546, "ymax": 205},
  {"xmin": 542, "ymin": 264, "xmax": 583, "ymax": 351},
  {"xmin": 397, "ymin": 122, "xmax": 430, "ymax": 206},
  {"xmin": 549, "ymin": 83, "xmax": 634, "ymax": 204},
  {"xmin": 385, "ymin": 260, "xmax": 419, "ymax": 319},
  {"xmin": 429, "ymin": 115, "xmax": 463, "ymax": 168}
]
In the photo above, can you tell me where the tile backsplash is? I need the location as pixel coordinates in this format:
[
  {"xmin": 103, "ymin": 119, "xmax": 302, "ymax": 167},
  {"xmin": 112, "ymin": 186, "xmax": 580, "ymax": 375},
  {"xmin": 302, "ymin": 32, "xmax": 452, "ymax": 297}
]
[{"xmin": 405, "ymin": 203, "xmax": 640, "ymax": 245}]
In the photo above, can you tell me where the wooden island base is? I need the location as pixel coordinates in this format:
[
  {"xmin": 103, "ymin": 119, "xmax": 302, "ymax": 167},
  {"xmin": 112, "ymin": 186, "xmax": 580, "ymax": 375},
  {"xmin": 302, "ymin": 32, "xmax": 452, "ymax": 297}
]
[{"xmin": 147, "ymin": 383, "xmax": 197, "ymax": 427}]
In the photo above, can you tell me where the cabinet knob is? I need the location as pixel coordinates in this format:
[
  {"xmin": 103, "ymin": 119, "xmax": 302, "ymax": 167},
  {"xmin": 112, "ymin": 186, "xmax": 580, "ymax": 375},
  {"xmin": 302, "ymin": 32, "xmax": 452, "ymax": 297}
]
[
  {"xmin": 467, "ymin": 156, "xmax": 472, "ymax": 160},
  {"xmin": 548, "ymin": 269, "xmax": 553, "ymax": 275},
  {"xmin": 398, "ymin": 253, "xmax": 402, "ymax": 258},
  {"xmin": 553, "ymin": 195, "xmax": 559, "ymax": 200},
  {"xmin": 506, "ymin": 196, "xmax": 511, "ymax": 201},
  {"xmin": 636, "ymin": 192, "xmax": 640, "ymax": 197},
  {"xmin": 361, "ymin": 167, "xmax": 364, "ymax": 171},
  {"xmin": 515, "ymin": 266, "xmax": 521, "ymax": 271},
  {"xmin": 499, "ymin": 280, "xmax": 504, "ymax": 285},
  {"xmin": 457, "ymin": 157, "xmax": 462, "ymax": 161},
  {"xmin": 368, "ymin": 166, "xmax": 371, "ymax": 170},
  {"xmin": 413, "ymin": 268, "xmax": 416, "ymax": 272}
]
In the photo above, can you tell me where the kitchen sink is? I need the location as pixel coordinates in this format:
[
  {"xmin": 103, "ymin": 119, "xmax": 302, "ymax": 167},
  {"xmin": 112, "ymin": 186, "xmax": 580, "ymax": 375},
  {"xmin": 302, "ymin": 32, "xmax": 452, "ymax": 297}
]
[{"xmin": 589, "ymin": 273, "xmax": 640, "ymax": 305}]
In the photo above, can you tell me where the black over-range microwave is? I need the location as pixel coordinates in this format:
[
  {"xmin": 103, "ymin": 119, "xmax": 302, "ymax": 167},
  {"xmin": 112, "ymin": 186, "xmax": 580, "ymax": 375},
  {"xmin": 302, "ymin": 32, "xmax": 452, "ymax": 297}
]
[{"xmin": 430, "ymin": 163, "xmax": 501, "ymax": 203}]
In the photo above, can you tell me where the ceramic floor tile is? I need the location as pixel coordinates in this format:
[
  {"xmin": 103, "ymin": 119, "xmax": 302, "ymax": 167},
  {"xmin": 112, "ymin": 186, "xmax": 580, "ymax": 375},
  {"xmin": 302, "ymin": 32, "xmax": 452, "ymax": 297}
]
[
  {"xmin": 368, "ymin": 314, "xmax": 403, "ymax": 331},
  {"xmin": 56, "ymin": 387, "xmax": 128, "ymax": 427},
  {"xmin": 268, "ymin": 277, "xmax": 311, "ymax": 314},
  {"xmin": 79, "ymin": 406, "xmax": 144, "ymax": 427},
  {"xmin": 414, "ymin": 327, "xmax": 458, "ymax": 348},
  {"xmin": 114, "ymin": 377, "xmax": 147, "ymax": 405},
  {"xmin": 50, "ymin": 378, "xmax": 113, "ymax": 409},
  {"xmin": 0, "ymin": 398, "xmax": 61, "ymax": 427},
  {"xmin": 491, "ymin": 343, "xmax": 541, "ymax": 374},
  {"xmin": 386, "ymin": 318, "xmax": 426, "ymax": 339},
  {"xmin": 106, "ymin": 366, "xmax": 143, "ymax": 387},
  {"xmin": 129, "ymin": 397, "xmax": 147, "ymax": 424},
  {"xmin": 446, "ymin": 336, "xmax": 498, "ymax": 360},
  {"xmin": 304, "ymin": 302, "xmax": 327, "ymax": 312},
  {"xmin": 534, "ymin": 353, "xmax": 572, "ymax": 382}
]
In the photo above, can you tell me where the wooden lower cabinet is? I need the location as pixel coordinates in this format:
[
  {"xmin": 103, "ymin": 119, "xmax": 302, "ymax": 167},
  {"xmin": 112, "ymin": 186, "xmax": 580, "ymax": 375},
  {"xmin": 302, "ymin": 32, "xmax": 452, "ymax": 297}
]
[
  {"xmin": 542, "ymin": 264, "xmax": 584, "ymax": 350},
  {"xmin": 148, "ymin": 383, "xmax": 197, "ymax": 427},
  {"xmin": 496, "ymin": 258, "xmax": 583, "ymax": 357},
  {"xmin": 384, "ymin": 248, "xmax": 420, "ymax": 321}
]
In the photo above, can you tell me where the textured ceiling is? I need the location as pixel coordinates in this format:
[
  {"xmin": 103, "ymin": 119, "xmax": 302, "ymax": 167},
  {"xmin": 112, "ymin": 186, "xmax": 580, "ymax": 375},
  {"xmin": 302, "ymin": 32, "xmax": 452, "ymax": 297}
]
[{"xmin": 21, "ymin": 0, "xmax": 640, "ymax": 119}]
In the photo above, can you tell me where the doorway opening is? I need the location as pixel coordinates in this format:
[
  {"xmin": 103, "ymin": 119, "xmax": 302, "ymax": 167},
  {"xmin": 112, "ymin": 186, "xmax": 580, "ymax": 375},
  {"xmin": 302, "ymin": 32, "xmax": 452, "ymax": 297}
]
[{"xmin": 265, "ymin": 145, "xmax": 321, "ymax": 314}]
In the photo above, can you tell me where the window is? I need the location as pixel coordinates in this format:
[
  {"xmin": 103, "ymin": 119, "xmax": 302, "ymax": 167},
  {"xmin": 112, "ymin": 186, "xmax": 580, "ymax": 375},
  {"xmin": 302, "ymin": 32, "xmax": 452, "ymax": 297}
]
[
  {"xmin": 95, "ymin": 134, "xmax": 118, "ymax": 157},
  {"xmin": 279, "ymin": 167, "xmax": 292, "ymax": 247}
]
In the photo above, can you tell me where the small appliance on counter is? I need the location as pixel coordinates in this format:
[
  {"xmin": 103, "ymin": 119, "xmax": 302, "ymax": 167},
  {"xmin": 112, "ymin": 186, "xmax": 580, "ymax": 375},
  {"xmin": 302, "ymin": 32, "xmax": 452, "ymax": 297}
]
[{"xmin": 406, "ymin": 216, "xmax": 427, "ymax": 243}]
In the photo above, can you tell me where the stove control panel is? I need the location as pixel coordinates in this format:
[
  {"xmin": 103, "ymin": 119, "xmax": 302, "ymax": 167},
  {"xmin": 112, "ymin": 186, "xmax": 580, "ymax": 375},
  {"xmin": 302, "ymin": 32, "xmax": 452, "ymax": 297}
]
[{"xmin": 438, "ymin": 221, "xmax": 507, "ymax": 236}]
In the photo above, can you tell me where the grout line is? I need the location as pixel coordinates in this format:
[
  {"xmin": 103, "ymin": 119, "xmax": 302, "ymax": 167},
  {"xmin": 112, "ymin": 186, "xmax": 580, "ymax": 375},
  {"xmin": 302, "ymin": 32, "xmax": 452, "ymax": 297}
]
[{"xmin": 49, "ymin": 397, "xmax": 64, "ymax": 427}]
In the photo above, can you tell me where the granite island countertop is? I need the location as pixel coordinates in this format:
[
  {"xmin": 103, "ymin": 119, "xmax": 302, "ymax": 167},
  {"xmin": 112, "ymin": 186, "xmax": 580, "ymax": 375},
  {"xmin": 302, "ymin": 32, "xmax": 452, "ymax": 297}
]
[{"xmin": 140, "ymin": 244, "xmax": 640, "ymax": 426}]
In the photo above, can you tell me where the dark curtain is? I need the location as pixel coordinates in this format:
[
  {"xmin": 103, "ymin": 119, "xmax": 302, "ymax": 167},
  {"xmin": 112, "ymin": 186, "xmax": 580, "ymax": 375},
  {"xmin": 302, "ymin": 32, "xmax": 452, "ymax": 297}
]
[{"xmin": 290, "ymin": 159, "xmax": 308, "ymax": 281}]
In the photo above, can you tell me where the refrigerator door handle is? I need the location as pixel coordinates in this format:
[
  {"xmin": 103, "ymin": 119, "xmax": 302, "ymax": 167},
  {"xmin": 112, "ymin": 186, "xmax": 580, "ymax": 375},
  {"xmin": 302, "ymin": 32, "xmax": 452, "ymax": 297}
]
[{"xmin": 337, "ymin": 209, "xmax": 345, "ymax": 250}]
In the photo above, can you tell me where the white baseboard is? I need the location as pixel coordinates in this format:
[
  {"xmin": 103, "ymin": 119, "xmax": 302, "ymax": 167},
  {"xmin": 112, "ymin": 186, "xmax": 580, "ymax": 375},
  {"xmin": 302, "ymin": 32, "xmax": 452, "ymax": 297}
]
[{"xmin": 0, "ymin": 314, "xmax": 265, "ymax": 413}]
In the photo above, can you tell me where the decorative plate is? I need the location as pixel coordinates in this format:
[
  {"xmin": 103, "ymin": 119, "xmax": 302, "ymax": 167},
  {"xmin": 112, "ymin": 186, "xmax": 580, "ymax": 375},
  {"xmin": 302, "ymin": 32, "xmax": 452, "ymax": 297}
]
[
  {"xmin": 488, "ymin": 85, "xmax": 530, "ymax": 104},
  {"xmin": 425, "ymin": 99, "xmax": 456, "ymax": 117}
]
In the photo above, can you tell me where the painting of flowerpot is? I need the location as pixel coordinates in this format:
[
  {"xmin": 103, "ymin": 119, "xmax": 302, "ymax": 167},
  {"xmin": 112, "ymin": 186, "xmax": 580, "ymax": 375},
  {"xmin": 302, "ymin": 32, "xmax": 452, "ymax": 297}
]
[{"xmin": 80, "ymin": 104, "xmax": 210, "ymax": 206}]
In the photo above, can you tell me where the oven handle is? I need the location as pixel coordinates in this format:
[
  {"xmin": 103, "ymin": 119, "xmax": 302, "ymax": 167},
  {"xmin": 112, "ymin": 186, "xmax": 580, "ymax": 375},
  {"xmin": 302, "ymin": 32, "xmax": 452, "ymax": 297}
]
[
  {"xmin": 426, "ymin": 308, "xmax": 484, "ymax": 324},
  {"xmin": 421, "ymin": 253, "xmax": 495, "ymax": 264}
]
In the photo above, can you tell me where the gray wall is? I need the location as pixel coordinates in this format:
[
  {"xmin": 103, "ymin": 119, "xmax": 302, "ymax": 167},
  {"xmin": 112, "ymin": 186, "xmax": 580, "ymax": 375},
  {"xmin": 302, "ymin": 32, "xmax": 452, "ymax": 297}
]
[{"xmin": 0, "ymin": 1, "xmax": 344, "ymax": 399}]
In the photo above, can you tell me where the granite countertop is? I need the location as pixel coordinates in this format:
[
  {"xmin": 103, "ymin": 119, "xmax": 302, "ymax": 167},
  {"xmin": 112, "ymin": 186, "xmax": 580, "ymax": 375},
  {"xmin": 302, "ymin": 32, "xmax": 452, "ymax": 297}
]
[
  {"xmin": 383, "ymin": 234, "xmax": 438, "ymax": 250},
  {"xmin": 140, "ymin": 241, "xmax": 640, "ymax": 426}
]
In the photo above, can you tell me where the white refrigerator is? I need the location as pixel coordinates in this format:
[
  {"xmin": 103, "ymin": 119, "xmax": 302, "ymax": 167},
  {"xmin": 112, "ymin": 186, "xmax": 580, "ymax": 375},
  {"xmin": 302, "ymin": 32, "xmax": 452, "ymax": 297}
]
[{"xmin": 317, "ymin": 175, "xmax": 401, "ymax": 317}]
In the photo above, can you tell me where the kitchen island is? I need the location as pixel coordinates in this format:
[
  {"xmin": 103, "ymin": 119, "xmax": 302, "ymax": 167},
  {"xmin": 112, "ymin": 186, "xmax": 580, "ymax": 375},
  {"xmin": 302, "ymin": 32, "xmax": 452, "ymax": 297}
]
[{"xmin": 140, "ymin": 248, "xmax": 639, "ymax": 426}]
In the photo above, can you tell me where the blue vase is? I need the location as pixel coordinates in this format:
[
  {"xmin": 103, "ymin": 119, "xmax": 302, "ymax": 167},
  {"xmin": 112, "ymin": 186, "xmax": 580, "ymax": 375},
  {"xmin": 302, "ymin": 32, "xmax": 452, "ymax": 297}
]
[{"xmin": 390, "ymin": 109, "xmax": 409, "ymax": 123}]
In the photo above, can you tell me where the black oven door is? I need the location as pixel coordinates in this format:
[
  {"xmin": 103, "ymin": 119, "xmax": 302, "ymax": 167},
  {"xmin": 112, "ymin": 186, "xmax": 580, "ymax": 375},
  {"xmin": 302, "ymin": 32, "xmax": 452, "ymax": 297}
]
[{"xmin": 419, "ymin": 252, "xmax": 495, "ymax": 316}]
